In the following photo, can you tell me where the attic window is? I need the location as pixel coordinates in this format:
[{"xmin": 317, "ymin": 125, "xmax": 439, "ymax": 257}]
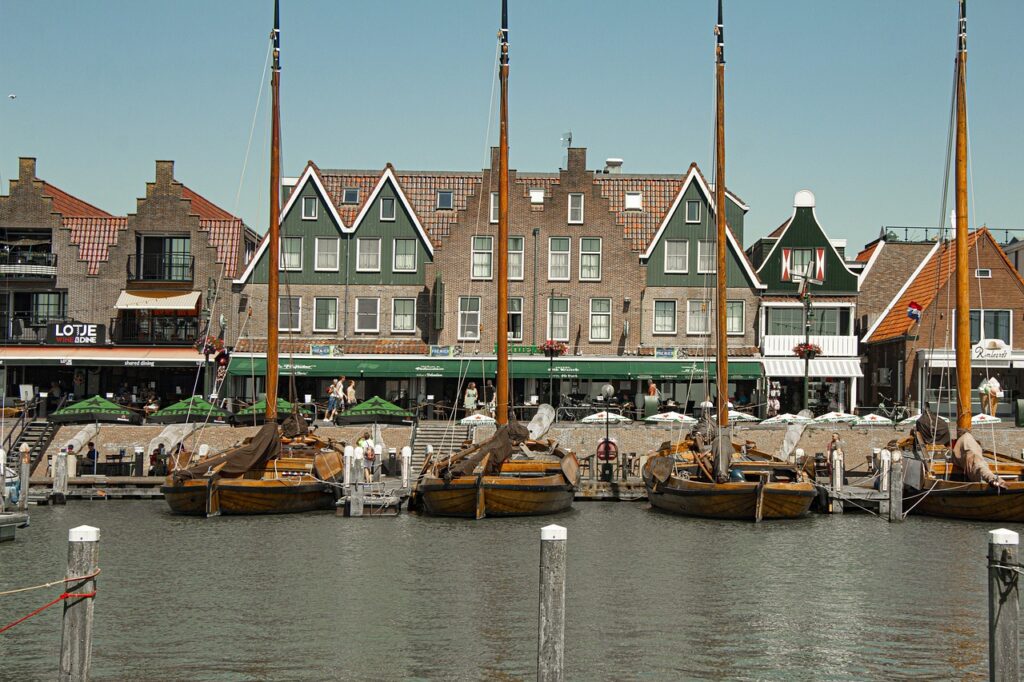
[
  {"xmin": 529, "ymin": 188, "xmax": 545, "ymax": 205},
  {"xmin": 685, "ymin": 200, "xmax": 701, "ymax": 223},
  {"xmin": 624, "ymin": 192, "xmax": 643, "ymax": 211},
  {"xmin": 975, "ymin": 268, "xmax": 992, "ymax": 279},
  {"xmin": 436, "ymin": 190, "xmax": 454, "ymax": 210},
  {"xmin": 342, "ymin": 188, "xmax": 359, "ymax": 204},
  {"xmin": 301, "ymin": 196, "xmax": 317, "ymax": 220}
]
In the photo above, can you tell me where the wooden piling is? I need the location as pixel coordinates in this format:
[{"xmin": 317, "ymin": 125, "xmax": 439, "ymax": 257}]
[
  {"xmin": 538, "ymin": 524, "xmax": 566, "ymax": 682},
  {"xmin": 830, "ymin": 449, "xmax": 844, "ymax": 514},
  {"xmin": 401, "ymin": 446, "xmax": 411, "ymax": 488},
  {"xmin": 52, "ymin": 450, "xmax": 69, "ymax": 505},
  {"xmin": 988, "ymin": 528, "xmax": 1019, "ymax": 682},
  {"xmin": 19, "ymin": 451, "xmax": 30, "ymax": 512},
  {"xmin": 888, "ymin": 452, "xmax": 903, "ymax": 522},
  {"xmin": 348, "ymin": 449, "xmax": 364, "ymax": 517},
  {"xmin": 59, "ymin": 525, "xmax": 99, "ymax": 682}
]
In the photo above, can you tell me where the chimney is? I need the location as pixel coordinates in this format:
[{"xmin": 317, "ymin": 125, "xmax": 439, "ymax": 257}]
[
  {"xmin": 604, "ymin": 158, "xmax": 623, "ymax": 174},
  {"xmin": 566, "ymin": 147, "xmax": 587, "ymax": 174},
  {"xmin": 19, "ymin": 157, "xmax": 36, "ymax": 181},
  {"xmin": 489, "ymin": 146, "xmax": 500, "ymax": 171},
  {"xmin": 155, "ymin": 160, "xmax": 175, "ymax": 186}
]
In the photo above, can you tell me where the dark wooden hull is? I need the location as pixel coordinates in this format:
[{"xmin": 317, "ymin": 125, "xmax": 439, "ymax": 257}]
[
  {"xmin": 906, "ymin": 479, "xmax": 1024, "ymax": 523},
  {"xmin": 161, "ymin": 480, "xmax": 210, "ymax": 515},
  {"xmin": 646, "ymin": 476, "xmax": 816, "ymax": 520},
  {"xmin": 161, "ymin": 478, "xmax": 335, "ymax": 516},
  {"xmin": 418, "ymin": 472, "xmax": 574, "ymax": 519}
]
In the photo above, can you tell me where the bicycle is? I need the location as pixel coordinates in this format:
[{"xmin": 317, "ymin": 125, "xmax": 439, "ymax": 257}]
[{"xmin": 877, "ymin": 392, "xmax": 911, "ymax": 424}]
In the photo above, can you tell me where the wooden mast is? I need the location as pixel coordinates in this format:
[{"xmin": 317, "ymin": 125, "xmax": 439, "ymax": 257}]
[
  {"xmin": 954, "ymin": 0, "xmax": 970, "ymax": 434},
  {"xmin": 496, "ymin": 0, "xmax": 510, "ymax": 425},
  {"xmin": 266, "ymin": 0, "xmax": 282, "ymax": 422},
  {"xmin": 714, "ymin": 0, "xmax": 728, "ymax": 431}
]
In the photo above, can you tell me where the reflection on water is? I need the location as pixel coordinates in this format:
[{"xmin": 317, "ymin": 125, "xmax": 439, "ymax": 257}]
[{"xmin": 0, "ymin": 502, "xmax": 1012, "ymax": 680}]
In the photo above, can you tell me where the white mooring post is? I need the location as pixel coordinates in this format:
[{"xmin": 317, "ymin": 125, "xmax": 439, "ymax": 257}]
[
  {"xmin": 887, "ymin": 450, "xmax": 903, "ymax": 522},
  {"xmin": 51, "ymin": 449, "xmax": 69, "ymax": 505},
  {"xmin": 59, "ymin": 525, "xmax": 99, "ymax": 682},
  {"xmin": 342, "ymin": 445, "xmax": 354, "ymax": 488},
  {"xmin": 989, "ymin": 528, "xmax": 1019, "ymax": 682},
  {"xmin": 349, "ymin": 447, "xmax": 364, "ymax": 517},
  {"xmin": 401, "ymin": 446, "xmax": 412, "ymax": 488},
  {"xmin": 538, "ymin": 524, "xmax": 567, "ymax": 682},
  {"xmin": 19, "ymin": 449, "xmax": 31, "ymax": 511},
  {"xmin": 830, "ymin": 448, "xmax": 844, "ymax": 514}
]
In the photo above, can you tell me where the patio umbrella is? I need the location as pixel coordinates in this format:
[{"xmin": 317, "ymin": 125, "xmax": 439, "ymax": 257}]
[
  {"xmin": 644, "ymin": 411, "xmax": 696, "ymax": 424},
  {"xmin": 50, "ymin": 395, "xmax": 142, "ymax": 425},
  {"xmin": 972, "ymin": 413, "xmax": 1002, "ymax": 425},
  {"xmin": 713, "ymin": 410, "xmax": 760, "ymax": 423},
  {"xmin": 236, "ymin": 398, "xmax": 311, "ymax": 424},
  {"xmin": 760, "ymin": 413, "xmax": 813, "ymax": 426},
  {"xmin": 581, "ymin": 411, "xmax": 632, "ymax": 424},
  {"xmin": 460, "ymin": 413, "xmax": 496, "ymax": 425},
  {"xmin": 813, "ymin": 411, "xmax": 859, "ymax": 424},
  {"xmin": 856, "ymin": 413, "xmax": 894, "ymax": 426},
  {"xmin": 896, "ymin": 412, "xmax": 950, "ymax": 427},
  {"xmin": 338, "ymin": 396, "xmax": 414, "ymax": 425},
  {"xmin": 149, "ymin": 396, "xmax": 232, "ymax": 425}
]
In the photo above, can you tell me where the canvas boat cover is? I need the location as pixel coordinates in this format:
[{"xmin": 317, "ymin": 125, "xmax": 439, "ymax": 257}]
[{"xmin": 173, "ymin": 423, "xmax": 280, "ymax": 481}]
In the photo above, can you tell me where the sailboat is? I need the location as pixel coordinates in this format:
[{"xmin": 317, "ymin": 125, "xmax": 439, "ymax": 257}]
[
  {"xmin": 162, "ymin": 1, "xmax": 344, "ymax": 516},
  {"xmin": 641, "ymin": 1, "xmax": 815, "ymax": 521},
  {"xmin": 899, "ymin": 0, "xmax": 1024, "ymax": 522},
  {"xmin": 411, "ymin": 0, "xmax": 579, "ymax": 519}
]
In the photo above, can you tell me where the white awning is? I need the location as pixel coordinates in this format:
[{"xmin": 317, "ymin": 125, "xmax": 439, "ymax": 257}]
[
  {"xmin": 115, "ymin": 290, "xmax": 200, "ymax": 310},
  {"xmin": 763, "ymin": 357, "xmax": 863, "ymax": 378}
]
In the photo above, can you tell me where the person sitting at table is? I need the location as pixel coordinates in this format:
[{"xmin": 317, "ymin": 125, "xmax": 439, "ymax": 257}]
[
  {"xmin": 85, "ymin": 441, "xmax": 99, "ymax": 475},
  {"xmin": 144, "ymin": 394, "xmax": 160, "ymax": 418}
]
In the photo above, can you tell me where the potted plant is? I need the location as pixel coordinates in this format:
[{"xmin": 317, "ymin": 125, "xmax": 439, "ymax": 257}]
[
  {"xmin": 540, "ymin": 339, "xmax": 568, "ymax": 358},
  {"xmin": 194, "ymin": 335, "xmax": 225, "ymax": 360},
  {"xmin": 793, "ymin": 342, "xmax": 822, "ymax": 360}
]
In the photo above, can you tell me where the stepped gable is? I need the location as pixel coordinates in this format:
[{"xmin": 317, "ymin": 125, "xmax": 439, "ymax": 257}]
[
  {"xmin": 64, "ymin": 216, "xmax": 129, "ymax": 275},
  {"xmin": 181, "ymin": 184, "xmax": 247, "ymax": 277},
  {"xmin": 596, "ymin": 175, "xmax": 683, "ymax": 252}
]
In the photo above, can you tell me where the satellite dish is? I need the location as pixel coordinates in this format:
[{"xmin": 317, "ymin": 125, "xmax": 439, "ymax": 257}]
[{"xmin": 528, "ymin": 404, "xmax": 556, "ymax": 441}]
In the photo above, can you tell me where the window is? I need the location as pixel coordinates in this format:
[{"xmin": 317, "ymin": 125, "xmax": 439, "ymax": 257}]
[
  {"xmin": 489, "ymin": 192, "xmax": 499, "ymax": 224},
  {"xmin": 686, "ymin": 300, "xmax": 711, "ymax": 335},
  {"xmin": 767, "ymin": 307, "xmax": 803, "ymax": 335},
  {"xmin": 315, "ymin": 237, "xmax": 339, "ymax": 271},
  {"xmin": 279, "ymin": 236, "xmax": 302, "ymax": 271},
  {"xmin": 301, "ymin": 196, "xmax": 318, "ymax": 220},
  {"xmin": 459, "ymin": 297, "xmax": 481, "ymax": 340},
  {"xmin": 471, "ymin": 236, "xmax": 493, "ymax": 279},
  {"xmin": 508, "ymin": 297, "xmax": 523, "ymax": 341},
  {"xmin": 625, "ymin": 192, "xmax": 643, "ymax": 210},
  {"xmin": 975, "ymin": 268, "xmax": 992, "ymax": 279},
  {"xmin": 579, "ymin": 238, "xmax": 602, "ymax": 281},
  {"xmin": 392, "ymin": 298, "xmax": 416, "ymax": 333},
  {"xmin": 590, "ymin": 298, "xmax": 611, "ymax": 341},
  {"xmin": 969, "ymin": 309, "xmax": 1011, "ymax": 345},
  {"xmin": 278, "ymin": 296, "xmax": 301, "ymax": 331},
  {"xmin": 654, "ymin": 300, "xmax": 677, "ymax": 335},
  {"xmin": 136, "ymin": 235, "xmax": 192, "ymax": 280},
  {"xmin": 529, "ymin": 188, "xmax": 545, "ymax": 205},
  {"xmin": 548, "ymin": 298, "xmax": 570, "ymax": 341},
  {"xmin": 393, "ymin": 238, "xmax": 417, "ymax": 272},
  {"xmin": 436, "ymin": 190, "xmax": 453, "ymax": 210},
  {"xmin": 313, "ymin": 297, "xmax": 338, "ymax": 332},
  {"xmin": 356, "ymin": 238, "xmax": 381, "ymax": 272},
  {"xmin": 380, "ymin": 197, "xmax": 396, "ymax": 221},
  {"xmin": 685, "ymin": 200, "xmax": 701, "ymax": 223},
  {"xmin": 568, "ymin": 194, "xmax": 584, "ymax": 224},
  {"xmin": 766, "ymin": 306, "xmax": 851, "ymax": 336},
  {"xmin": 788, "ymin": 248, "xmax": 813, "ymax": 280},
  {"xmin": 548, "ymin": 237, "xmax": 570, "ymax": 280},
  {"xmin": 509, "ymin": 236, "xmax": 524, "ymax": 280},
  {"xmin": 355, "ymin": 298, "xmax": 380, "ymax": 332},
  {"xmin": 697, "ymin": 240, "xmax": 716, "ymax": 274},
  {"xmin": 342, "ymin": 188, "xmax": 359, "ymax": 204},
  {"xmin": 726, "ymin": 300, "xmax": 744, "ymax": 336},
  {"xmin": 30, "ymin": 292, "xmax": 63, "ymax": 325},
  {"xmin": 664, "ymin": 239, "xmax": 688, "ymax": 274}
]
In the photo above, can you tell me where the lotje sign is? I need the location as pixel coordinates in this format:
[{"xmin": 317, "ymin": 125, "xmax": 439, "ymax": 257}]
[{"xmin": 47, "ymin": 322, "xmax": 105, "ymax": 345}]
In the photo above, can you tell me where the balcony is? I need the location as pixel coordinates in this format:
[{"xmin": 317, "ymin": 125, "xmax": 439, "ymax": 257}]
[
  {"xmin": 0, "ymin": 251, "xmax": 57, "ymax": 278},
  {"xmin": 762, "ymin": 334, "xmax": 858, "ymax": 357},
  {"xmin": 127, "ymin": 253, "xmax": 194, "ymax": 283},
  {"xmin": 110, "ymin": 315, "xmax": 199, "ymax": 345},
  {"xmin": 0, "ymin": 314, "xmax": 68, "ymax": 344}
]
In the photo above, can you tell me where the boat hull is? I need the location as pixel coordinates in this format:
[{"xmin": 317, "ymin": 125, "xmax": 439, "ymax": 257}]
[
  {"xmin": 646, "ymin": 476, "xmax": 815, "ymax": 521},
  {"xmin": 906, "ymin": 479, "xmax": 1024, "ymax": 523},
  {"xmin": 418, "ymin": 472, "xmax": 574, "ymax": 519},
  {"xmin": 161, "ymin": 478, "xmax": 334, "ymax": 516}
]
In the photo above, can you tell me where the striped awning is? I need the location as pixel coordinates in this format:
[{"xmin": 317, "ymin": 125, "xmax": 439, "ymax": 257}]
[
  {"xmin": 115, "ymin": 290, "xmax": 201, "ymax": 310},
  {"xmin": 762, "ymin": 357, "xmax": 863, "ymax": 378}
]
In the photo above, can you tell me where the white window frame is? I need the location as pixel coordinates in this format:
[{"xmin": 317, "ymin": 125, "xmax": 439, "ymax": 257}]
[
  {"xmin": 653, "ymin": 299, "xmax": 677, "ymax": 335},
  {"xmin": 726, "ymin": 300, "xmax": 744, "ymax": 336},
  {"xmin": 508, "ymin": 297, "xmax": 524, "ymax": 341},
  {"xmin": 279, "ymin": 236, "xmax": 303, "ymax": 271},
  {"xmin": 341, "ymin": 188, "xmax": 359, "ymax": 204},
  {"xmin": 313, "ymin": 297, "xmax": 338, "ymax": 333},
  {"xmin": 579, "ymin": 237, "xmax": 602, "ymax": 281},
  {"xmin": 508, "ymin": 236, "xmax": 525, "ymax": 281},
  {"xmin": 787, "ymin": 248, "xmax": 813, "ymax": 281},
  {"xmin": 697, "ymin": 240, "xmax": 717, "ymax": 274},
  {"xmin": 391, "ymin": 298, "xmax": 417, "ymax": 334},
  {"xmin": 436, "ymin": 190, "xmax": 454, "ymax": 210},
  {"xmin": 975, "ymin": 268, "xmax": 992, "ymax": 279},
  {"xmin": 960, "ymin": 308, "xmax": 1014, "ymax": 346},
  {"xmin": 356, "ymin": 237, "xmax": 381, "ymax": 272},
  {"xmin": 685, "ymin": 200, "xmax": 701, "ymax": 223},
  {"xmin": 354, "ymin": 297, "xmax": 380, "ymax": 333},
  {"xmin": 314, "ymin": 237, "xmax": 340, "ymax": 272},
  {"xmin": 589, "ymin": 298, "xmax": 612, "ymax": 342},
  {"xmin": 529, "ymin": 188, "xmax": 545, "ymax": 205},
  {"xmin": 458, "ymin": 296, "xmax": 481, "ymax": 341},
  {"xmin": 380, "ymin": 197, "xmax": 396, "ymax": 222},
  {"xmin": 301, "ymin": 196, "xmax": 318, "ymax": 220},
  {"xmin": 471, "ymin": 235, "xmax": 494, "ymax": 280},
  {"xmin": 547, "ymin": 298, "xmax": 570, "ymax": 342},
  {"xmin": 625, "ymin": 191, "xmax": 643, "ymax": 211},
  {"xmin": 664, "ymin": 239, "xmax": 689, "ymax": 274},
  {"xmin": 489, "ymin": 192, "xmax": 499, "ymax": 224},
  {"xmin": 686, "ymin": 300, "xmax": 712, "ymax": 335},
  {"xmin": 392, "ymin": 238, "xmax": 417, "ymax": 273},
  {"xmin": 548, "ymin": 237, "xmax": 571, "ymax": 281},
  {"xmin": 568, "ymin": 193, "xmax": 584, "ymax": 224},
  {"xmin": 278, "ymin": 296, "xmax": 301, "ymax": 332}
]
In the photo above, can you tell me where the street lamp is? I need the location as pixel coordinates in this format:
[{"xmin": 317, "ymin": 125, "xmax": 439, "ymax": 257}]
[
  {"xmin": 792, "ymin": 266, "xmax": 823, "ymax": 412},
  {"xmin": 601, "ymin": 383, "xmax": 615, "ymax": 445}
]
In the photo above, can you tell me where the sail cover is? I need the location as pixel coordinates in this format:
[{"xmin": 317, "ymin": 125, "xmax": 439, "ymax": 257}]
[{"xmin": 173, "ymin": 423, "xmax": 280, "ymax": 481}]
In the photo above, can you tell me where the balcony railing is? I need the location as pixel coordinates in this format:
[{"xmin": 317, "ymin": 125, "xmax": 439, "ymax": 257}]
[
  {"xmin": 0, "ymin": 314, "xmax": 68, "ymax": 344},
  {"xmin": 127, "ymin": 253, "xmax": 194, "ymax": 282},
  {"xmin": 0, "ymin": 251, "xmax": 57, "ymax": 278},
  {"xmin": 109, "ymin": 315, "xmax": 199, "ymax": 345},
  {"xmin": 762, "ymin": 334, "xmax": 858, "ymax": 357}
]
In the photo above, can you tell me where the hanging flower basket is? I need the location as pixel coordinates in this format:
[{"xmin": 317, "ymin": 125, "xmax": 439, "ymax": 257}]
[
  {"xmin": 793, "ymin": 342, "xmax": 822, "ymax": 360},
  {"xmin": 540, "ymin": 339, "xmax": 568, "ymax": 357},
  {"xmin": 194, "ymin": 335, "xmax": 225, "ymax": 358}
]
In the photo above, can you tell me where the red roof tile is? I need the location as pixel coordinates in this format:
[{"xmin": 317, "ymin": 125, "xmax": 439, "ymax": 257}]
[
  {"xmin": 856, "ymin": 240, "xmax": 881, "ymax": 263},
  {"xmin": 40, "ymin": 181, "xmax": 110, "ymax": 218},
  {"xmin": 182, "ymin": 185, "xmax": 237, "ymax": 221},
  {"xmin": 63, "ymin": 216, "xmax": 128, "ymax": 275}
]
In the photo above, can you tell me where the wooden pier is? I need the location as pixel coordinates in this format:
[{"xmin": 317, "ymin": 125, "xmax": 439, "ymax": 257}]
[
  {"xmin": 575, "ymin": 478, "xmax": 647, "ymax": 501},
  {"xmin": 29, "ymin": 476, "xmax": 165, "ymax": 502},
  {"xmin": 0, "ymin": 511, "xmax": 30, "ymax": 541},
  {"xmin": 813, "ymin": 449, "xmax": 904, "ymax": 522}
]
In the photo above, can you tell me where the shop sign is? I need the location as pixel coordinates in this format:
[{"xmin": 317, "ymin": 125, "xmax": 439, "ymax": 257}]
[
  {"xmin": 124, "ymin": 360, "xmax": 156, "ymax": 367},
  {"xmin": 311, "ymin": 345, "xmax": 332, "ymax": 356},
  {"xmin": 492, "ymin": 344, "xmax": 538, "ymax": 355},
  {"xmin": 972, "ymin": 340, "xmax": 1011, "ymax": 361},
  {"xmin": 654, "ymin": 347, "xmax": 688, "ymax": 359},
  {"xmin": 429, "ymin": 345, "xmax": 462, "ymax": 358},
  {"xmin": 46, "ymin": 322, "xmax": 105, "ymax": 345},
  {"xmin": 415, "ymin": 364, "xmax": 446, "ymax": 377},
  {"xmin": 547, "ymin": 364, "xmax": 579, "ymax": 376}
]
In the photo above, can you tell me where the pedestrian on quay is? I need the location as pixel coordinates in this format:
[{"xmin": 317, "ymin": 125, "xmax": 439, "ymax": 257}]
[
  {"xmin": 464, "ymin": 382, "xmax": 478, "ymax": 413},
  {"xmin": 346, "ymin": 379, "xmax": 357, "ymax": 409},
  {"xmin": 325, "ymin": 378, "xmax": 338, "ymax": 420},
  {"xmin": 336, "ymin": 376, "xmax": 347, "ymax": 413},
  {"xmin": 85, "ymin": 441, "xmax": 99, "ymax": 475},
  {"xmin": 357, "ymin": 431, "xmax": 375, "ymax": 482}
]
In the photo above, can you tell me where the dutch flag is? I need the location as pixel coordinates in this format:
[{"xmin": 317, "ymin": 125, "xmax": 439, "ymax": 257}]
[{"xmin": 907, "ymin": 301, "xmax": 922, "ymax": 321}]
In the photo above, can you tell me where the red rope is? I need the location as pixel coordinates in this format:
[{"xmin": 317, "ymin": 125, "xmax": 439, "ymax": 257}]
[{"xmin": 0, "ymin": 591, "xmax": 96, "ymax": 635}]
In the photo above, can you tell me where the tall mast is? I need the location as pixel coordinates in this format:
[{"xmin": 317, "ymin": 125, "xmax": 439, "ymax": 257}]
[
  {"xmin": 495, "ymin": 0, "xmax": 510, "ymax": 425},
  {"xmin": 954, "ymin": 0, "xmax": 970, "ymax": 433},
  {"xmin": 266, "ymin": 0, "xmax": 282, "ymax": 421},
  {"xmin": 714, "ymin": 0, "xmax": 728, "ymax": 431}
]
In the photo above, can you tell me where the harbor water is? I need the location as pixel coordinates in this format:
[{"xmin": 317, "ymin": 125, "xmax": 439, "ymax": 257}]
[{"xmin": 0, "ymin": 501, "xmax": 1010, "ymax": 680}]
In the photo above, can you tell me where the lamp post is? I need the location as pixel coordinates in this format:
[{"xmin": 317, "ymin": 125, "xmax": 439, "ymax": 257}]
[
  {"xmin": 793, "ymin": 267, "xmax": 822, "ymax": 413},
  {"xmin": 601, "ymin": 383, "xmax": 615, "ymax": 445}
]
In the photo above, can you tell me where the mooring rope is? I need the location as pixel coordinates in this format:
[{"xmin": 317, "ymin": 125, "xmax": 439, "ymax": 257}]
[
  {"xmin": 0, "ymin": 568, "xmax": 101, "ymax": 598},
  {"xmin": 0, "ymin": 568, "xmax": 100, "ymax": 635}
]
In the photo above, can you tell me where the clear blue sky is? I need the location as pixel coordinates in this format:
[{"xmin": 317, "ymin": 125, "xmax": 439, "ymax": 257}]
[{"xmin": 2, "ymin": 1, "xmax": 1021, "ymax": 249}]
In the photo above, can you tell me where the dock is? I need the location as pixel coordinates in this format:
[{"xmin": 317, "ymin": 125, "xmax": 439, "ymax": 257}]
[
  {"xmin": 0, "ymin": 511, "xmax": 30, "ymax": 542},
  {"xmin": 29, "ymin": 476, "xmax": 165, "ymax": 502},
  {"xmin": 575, "ymin": 478, "xmax": 647, "ymax": 501}
]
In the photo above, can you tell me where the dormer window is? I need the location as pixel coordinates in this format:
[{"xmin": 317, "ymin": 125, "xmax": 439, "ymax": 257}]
[
  {"xmin": 685, "ymin": 200, "xmax": 701, "ymax": 223},
  {"xmin": 625, "ymin": 192, "xmax": 643, "ymax": 211},
  {"xmin": 342, "ymin": 188, "xmax": 359, "ymax": 204},
  {"xmin": 380, "ymin": 197, "xmax": 396, "ymax": 221},
  {"xmin": 436, "ymin": 190, "xmax": 454, "ymax": 210},
  {"xmin": 301, "ymin": 196, "xmax": 317, "ymax": 220},
  {"xmin": 529, "ymin": 188, "xmax": 545, "ymax": 205}
]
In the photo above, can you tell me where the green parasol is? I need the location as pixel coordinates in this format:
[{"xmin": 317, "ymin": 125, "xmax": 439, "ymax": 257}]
[
  {"xmin": 50, "ymin": 395, "xmax": 142, "ymax": 425},
  {"xmin": 336, "ymin": 396, "xmax": 413, "ymax": 425},
  {"xmin": 149, "ymin": 396, "xmax": 233, "ymax": 424}
]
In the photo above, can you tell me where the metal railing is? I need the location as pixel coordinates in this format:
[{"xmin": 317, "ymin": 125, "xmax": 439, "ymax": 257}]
[
  {"xmin": 0, "ymin": 251, "xmax": 57, "ymax": 277},
  {"xmin": 126, "ymin": 253, "xmax": 194, "ymax": 282},
  {"xmin": 0, "ymin": 314, "xmax": 69, "ymax": 343},
  {"xmin": 109, "ymin": 315, "xmax": 199, "ymax": 345}
]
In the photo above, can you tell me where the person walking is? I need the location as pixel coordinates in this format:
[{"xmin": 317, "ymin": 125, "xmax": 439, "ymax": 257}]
[
  {"xmin": 464, "ymin": 382, "xmax": 478, "ymax": 414},
  {"xmin": 345, "ymin": 379, "xmax": 357, "ymax": 410},
  {"xmin": 357, "ymin": 431, "xmax": 375, "ymax": 482},
  {"xmin": 325, "ymin": 379, "xmax": 338, "ymax": 421}
]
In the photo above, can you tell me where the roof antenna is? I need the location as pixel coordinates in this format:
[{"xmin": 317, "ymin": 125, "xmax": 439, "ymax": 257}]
[{"xmin": 560, "ymin": 131, "xmax": 572, "ymax": 169}]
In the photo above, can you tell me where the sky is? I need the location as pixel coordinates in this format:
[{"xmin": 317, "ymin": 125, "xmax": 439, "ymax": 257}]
[{"xmin": 1, "ymin": 0, "xmax": 1022, "ymax": 250}]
